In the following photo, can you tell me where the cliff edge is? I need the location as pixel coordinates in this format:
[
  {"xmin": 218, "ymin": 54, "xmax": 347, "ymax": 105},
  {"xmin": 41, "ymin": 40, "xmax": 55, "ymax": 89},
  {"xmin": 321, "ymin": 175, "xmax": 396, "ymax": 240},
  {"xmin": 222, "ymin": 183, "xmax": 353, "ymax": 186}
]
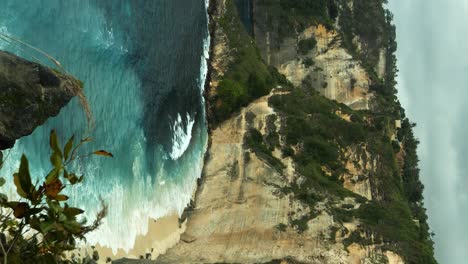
[
  {"xmin": 156, "ymin": 0, "xmax": 436, "ymax": 263},
  {"xmin": 0, "ymin": 51, "xmax": 80, "ymax": 149}
]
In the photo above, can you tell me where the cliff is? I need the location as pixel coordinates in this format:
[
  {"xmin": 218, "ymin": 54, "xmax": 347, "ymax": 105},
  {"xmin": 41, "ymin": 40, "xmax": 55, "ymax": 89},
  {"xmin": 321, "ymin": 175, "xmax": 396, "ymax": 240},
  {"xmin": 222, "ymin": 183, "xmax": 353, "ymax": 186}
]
[
  {"xmin": 156, "ymin": 0, "xmax": 436, "ymax": 263},
  {"xmin": 0, "ymin": 51, "xmax": 80, "ymax": 150}
]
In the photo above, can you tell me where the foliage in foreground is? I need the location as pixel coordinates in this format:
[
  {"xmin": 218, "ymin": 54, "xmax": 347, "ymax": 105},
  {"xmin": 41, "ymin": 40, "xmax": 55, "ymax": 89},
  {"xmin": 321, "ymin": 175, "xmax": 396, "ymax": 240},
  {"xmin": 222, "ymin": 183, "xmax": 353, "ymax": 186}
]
[{"xmin": 0, "ymin": 130, "xmax": 112, "ymax": 264}]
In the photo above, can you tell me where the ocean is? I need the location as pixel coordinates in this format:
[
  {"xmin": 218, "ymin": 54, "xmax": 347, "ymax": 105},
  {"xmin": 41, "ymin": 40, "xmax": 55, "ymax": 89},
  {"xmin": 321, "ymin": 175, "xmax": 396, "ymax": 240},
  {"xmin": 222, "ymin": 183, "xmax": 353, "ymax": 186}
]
[{"xmin": 0, "ymin": 0, "xmax": 209, "ymax": 251}]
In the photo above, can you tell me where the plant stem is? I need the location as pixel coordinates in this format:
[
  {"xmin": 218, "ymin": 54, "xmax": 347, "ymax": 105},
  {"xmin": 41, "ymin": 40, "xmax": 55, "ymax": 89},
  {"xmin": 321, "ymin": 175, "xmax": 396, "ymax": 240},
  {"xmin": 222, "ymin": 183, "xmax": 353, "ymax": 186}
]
[
  {"xmin": 6, "ymin": 221, "xmax": 24, "ymax": 256},
  {"xmin": 0, "ymin": 237, "xmax": 7, "ymax": 264}
]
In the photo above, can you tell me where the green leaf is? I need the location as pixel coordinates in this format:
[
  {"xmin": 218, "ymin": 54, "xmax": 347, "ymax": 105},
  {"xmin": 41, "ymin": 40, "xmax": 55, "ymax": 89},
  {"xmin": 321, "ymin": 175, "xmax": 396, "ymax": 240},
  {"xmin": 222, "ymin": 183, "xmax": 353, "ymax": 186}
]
[
  {"xmin": 47, "ymin": 199, "xmax": 63, "ymax": 214},
  {"xmin": 13, "ymin": 173, "xmax": 28, "ymax": 198},
  {"xmin": 45, "ymin": 168, "xmax": 59, "ymax": 185},
  {"xmin": 63, "ymin": 135, "xmax": 74, "ymax": 160},
  {"xmin": 56, "ymin": 194, "xmax": 69, "ymax": 201},
  {"xmin": 50, "ymin": 151, "xmax": 62, "ymax": 170},
  {"xmin": 28, "ymin": 216, "xmax": 41, "ymax": 230},
  {"xmin": 39, "ymin": 220, "xmax": 55, "ymax": 234},
  {"xmin": 29, "ymin": 208, "xmax": 44, "ymax": 215},
  {"xmin": 49, "ymin": 130, "xmax": 62, "ymax": 157},
  {"xmin": 64, "ymin": 207, "xmax": 84, "ymax": 217},
  {"xmin": 0, "ymin": 193, "xmax": 7, "ymax": 203},
  {"xmin": 0, "ymin": 177, "xmax": 5, "ymax": 187},
  {"xmin": 63, "ymin": 220, "xmax": 82, "ymax": 234},
  {"xmin": 4, "ymin": 201, "xmax": 19, "ymax": 209},
  {"xmin": 14, "ymin": 155, "xmax": 35, "ymax": 199},
  {"xmin": 58, "ymin": 212, "xmax": 67, "ymax": 222}
]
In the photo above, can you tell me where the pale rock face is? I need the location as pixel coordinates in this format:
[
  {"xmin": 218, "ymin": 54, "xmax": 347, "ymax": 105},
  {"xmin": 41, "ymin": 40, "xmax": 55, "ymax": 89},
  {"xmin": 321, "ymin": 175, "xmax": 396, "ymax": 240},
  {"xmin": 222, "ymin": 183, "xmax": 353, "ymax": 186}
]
[
  {"xmin": 342, "ymin": 145, "xmax": 377, "ymax": 200},
  {"xmin": 156, "ymin": 91, "xmax": 403, "ymax": 263},
  {"xmin": 386, "ymin": 251, "xmax": 405, "ymax": 264},
  {"xmin": 277, "ymin": 25, "xmax": 374, "ymax": 110},
  {"xmin": 347, "ymin": 243, "xmax": 406, "ymax": 264},
  {"xmin": 155, "ymin": 2, "xmax": 406, "ymax": 263},
  {"xmin": 347, "ymin": 243, "xmax": 390, "ymax": 264},
  {"xmin": 156, "ymin": 94, "xmax": 347, "ymax": 263}
]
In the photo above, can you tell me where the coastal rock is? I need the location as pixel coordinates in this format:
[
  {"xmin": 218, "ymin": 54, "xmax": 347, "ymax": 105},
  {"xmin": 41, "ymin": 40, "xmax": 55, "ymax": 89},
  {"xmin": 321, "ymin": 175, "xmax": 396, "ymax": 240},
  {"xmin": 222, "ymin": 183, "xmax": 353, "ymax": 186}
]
[
  {"xmin": 0, "ymin": 51, "xmax": 80, "ymax": 149},
  {"xmin": 152, "ymin": 0, "xmax": 424, "ymax": 263},
  {"xmin": 254, "ymin": 22, "xmax": 373, "ymax": 110},
  {"xmin": 156, "ymin": 93, "xmax": 350, "ymax": 264}
]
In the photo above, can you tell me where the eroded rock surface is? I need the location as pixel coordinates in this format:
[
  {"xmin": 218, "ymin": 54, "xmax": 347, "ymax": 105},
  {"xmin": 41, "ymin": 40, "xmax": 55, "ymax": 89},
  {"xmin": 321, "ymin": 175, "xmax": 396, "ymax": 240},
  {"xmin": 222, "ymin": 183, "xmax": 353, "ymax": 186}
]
[
  {"xmin": 0, "ymin": 51, "xmax": 79, "ymax": 149},
  {"xmin": 157, "ymin": 93, "xmax": 350, "ymax": 264}
]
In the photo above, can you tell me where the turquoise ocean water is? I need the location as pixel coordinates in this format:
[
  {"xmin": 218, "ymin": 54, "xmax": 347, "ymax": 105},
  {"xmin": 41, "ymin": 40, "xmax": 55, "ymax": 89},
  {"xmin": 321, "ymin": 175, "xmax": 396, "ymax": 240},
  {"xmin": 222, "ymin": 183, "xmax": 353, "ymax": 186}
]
[{"xmin": 0, "ymin": 0, "xmax": 209, "ymax": 251}]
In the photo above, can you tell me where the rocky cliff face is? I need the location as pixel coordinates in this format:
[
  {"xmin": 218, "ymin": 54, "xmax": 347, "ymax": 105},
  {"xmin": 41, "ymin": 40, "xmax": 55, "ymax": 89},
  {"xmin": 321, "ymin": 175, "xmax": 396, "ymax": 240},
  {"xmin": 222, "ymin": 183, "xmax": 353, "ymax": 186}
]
[
  {"xmin": 158, "ymin": 89, "xmax": 403, "ymax": 263},
  {"xmin": 0, "ymin": 51, "xmax": 80, "ymax": 149},
  {"xmin": 156, "ymin": 0, "xmax": 435, "ymax": 263},
  {"xmin": 275, "ymin": 24, "xmax": 374, "ymax": 110}
]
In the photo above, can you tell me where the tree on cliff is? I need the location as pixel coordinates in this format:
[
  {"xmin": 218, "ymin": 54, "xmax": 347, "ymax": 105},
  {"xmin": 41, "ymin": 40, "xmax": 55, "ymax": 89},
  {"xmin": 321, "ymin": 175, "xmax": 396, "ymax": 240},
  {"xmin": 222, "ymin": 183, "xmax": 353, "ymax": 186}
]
[{"xmin": 0, "ymin": 130, "xmax": 112, "ymax": 264}]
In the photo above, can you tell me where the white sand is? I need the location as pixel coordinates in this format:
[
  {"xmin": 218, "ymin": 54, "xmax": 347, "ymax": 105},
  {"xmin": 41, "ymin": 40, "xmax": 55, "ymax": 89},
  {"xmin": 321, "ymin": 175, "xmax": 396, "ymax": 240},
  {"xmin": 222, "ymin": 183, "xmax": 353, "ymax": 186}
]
[{"xmin": 86, "ymin": 213, "xmax": 184, "ymax": 263}]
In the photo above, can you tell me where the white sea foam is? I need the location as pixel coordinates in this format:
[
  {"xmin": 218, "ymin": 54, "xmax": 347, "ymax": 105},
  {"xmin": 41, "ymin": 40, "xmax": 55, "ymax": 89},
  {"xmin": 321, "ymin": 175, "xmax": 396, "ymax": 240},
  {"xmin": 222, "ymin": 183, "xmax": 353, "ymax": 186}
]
[
  {"xmin": 83, "ymin": 131, "xmax": 207, "ymax": 252},
  {"xmin": 85, "ymin": 1, "xmax": 212, "ymax": 251},
  {"xmin": 0, "ymin": 0, "xmax": 213, "ymax": 253},
  {"xmin": 169, "ymin": 3, "xmax": 211, "ymax": 161},
  {"xmin": 169, "ymin": 113, "xmax": 196, "ymax": 160}
]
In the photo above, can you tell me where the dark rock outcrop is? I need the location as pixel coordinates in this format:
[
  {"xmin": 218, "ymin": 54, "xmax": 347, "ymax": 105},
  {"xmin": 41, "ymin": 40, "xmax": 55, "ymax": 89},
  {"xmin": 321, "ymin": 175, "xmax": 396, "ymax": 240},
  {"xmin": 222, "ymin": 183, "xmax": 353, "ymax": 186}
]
[{"xmin": 0, "ymin": 51, "xmax": 80, "ymax": 149}]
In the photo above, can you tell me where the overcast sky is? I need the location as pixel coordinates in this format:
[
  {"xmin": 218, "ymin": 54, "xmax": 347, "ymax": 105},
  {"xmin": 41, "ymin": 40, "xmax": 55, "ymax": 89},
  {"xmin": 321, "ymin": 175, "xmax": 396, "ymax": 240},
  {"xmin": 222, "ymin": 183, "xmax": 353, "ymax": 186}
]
[{"xmin": 387, "ymin": 1, "xmax": 468, "ymax": 263}]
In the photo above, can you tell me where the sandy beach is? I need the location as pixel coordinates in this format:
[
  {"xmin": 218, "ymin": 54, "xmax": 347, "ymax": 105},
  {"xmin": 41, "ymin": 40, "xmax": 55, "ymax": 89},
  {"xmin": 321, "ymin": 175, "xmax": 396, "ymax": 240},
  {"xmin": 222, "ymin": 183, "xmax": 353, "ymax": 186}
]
[{"xmin": 91, "ymin": 213, "xmax": 184, "ymax": 263}]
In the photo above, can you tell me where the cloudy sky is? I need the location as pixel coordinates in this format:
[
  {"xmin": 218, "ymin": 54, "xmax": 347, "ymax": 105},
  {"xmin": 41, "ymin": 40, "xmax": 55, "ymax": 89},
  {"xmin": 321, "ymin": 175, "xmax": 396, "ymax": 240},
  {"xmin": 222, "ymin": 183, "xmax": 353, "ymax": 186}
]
[{"xmin": 387, "ymin": 1, "xmax": 468, "ymax": 263}]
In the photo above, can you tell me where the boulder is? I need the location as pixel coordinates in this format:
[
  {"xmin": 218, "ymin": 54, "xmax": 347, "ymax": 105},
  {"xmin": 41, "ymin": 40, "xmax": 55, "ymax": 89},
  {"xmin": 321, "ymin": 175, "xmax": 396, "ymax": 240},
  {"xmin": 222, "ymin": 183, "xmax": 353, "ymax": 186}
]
[{"xmin": 0, "ymin": 51, "xmax": 80, "ymax": 149}]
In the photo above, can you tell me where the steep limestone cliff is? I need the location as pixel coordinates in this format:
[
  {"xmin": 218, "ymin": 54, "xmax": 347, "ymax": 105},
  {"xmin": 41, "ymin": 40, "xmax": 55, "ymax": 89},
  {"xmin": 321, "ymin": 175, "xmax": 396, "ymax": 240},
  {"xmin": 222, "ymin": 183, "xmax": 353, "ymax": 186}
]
[
  {"xmin": 156, "ymin": 0, "xmax": 435, "ymax": 263},
  {"xmin": 0, "ymin": 51, "xmax": 80, "ymax": 149}
]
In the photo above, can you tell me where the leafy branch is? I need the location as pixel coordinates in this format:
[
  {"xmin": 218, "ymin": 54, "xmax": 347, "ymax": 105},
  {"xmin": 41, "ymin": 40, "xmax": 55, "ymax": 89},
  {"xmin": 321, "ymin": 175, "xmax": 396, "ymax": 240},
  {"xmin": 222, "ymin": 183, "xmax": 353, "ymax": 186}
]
[{"xmin": 0, "ymin": 130, "xmax": 113, "ymax": 264}]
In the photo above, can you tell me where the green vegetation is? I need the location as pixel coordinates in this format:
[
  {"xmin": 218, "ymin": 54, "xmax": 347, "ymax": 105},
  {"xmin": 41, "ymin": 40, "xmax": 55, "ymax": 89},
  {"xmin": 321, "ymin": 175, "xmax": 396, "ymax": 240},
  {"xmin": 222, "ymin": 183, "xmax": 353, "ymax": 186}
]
[
  {"xmin": 339, "ymin": 0, "xmax": 387, "ymax": 69},
  {"xmin": 290, "ymin": 215, "xmax": 310, "ymax": 233},
  {"xmin": 275, "ymin": 223, "xmax": 287, "ymax": 232},
  {"xmin": 227, "ymin": 0, "xmax": 436, "ymax": 262},
  {"xmin": 212, "ymin": 0, "xmax": 286, "ymax": 123},
  {"xmin": 270, "ymin": 88, "xmax": 366, "ymax": 202},
  {"xmin": 337, "ymin": 200, "xmax": 435, "ymax": 263},
  {"xmin": 269, "ymin": 84, "xmax": 435, "ymax": 262},
  {"xmin": 397, "ymin": 118, "xmax": 436, "ymax": 261},
  {"xmin": 298, "ymin": 38, "xmax": 317, "ymax": 55},
  {"xmin": 245, "ymin": 128, "xmax": 285, "ymax": 173},
  {"xmin": 302, "ymin": 58, "xmax": 315, "ymax": 68},
  {"xmin": 256, "ymin": 0, "xmax": 338, "ymax": 40},
  {"xmin": 339, "ymin": 0, "xmax": 399, "ymax": 109},
  {"xmin": 336, "ymin": 2, "xmax": 435, "ymax": 261},
  {"xmin": 0, "ymin": 130, "xmax": 112, "ymax": 264},
  {"xmin": 353, "ymin": 202, "xmax": 435, "ymax": 264}
]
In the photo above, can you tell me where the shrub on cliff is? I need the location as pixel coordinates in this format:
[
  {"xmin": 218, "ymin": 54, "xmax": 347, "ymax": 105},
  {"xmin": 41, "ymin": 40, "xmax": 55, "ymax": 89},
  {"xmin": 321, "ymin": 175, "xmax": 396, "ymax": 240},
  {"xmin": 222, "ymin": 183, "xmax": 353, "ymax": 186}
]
[
  {"xmin": 298, "ymin": 38, "xmax": 317, "ymax": 55},
  {"xmin": 0, "ymin": 130, "xmax": 112, "ymax": 264}
]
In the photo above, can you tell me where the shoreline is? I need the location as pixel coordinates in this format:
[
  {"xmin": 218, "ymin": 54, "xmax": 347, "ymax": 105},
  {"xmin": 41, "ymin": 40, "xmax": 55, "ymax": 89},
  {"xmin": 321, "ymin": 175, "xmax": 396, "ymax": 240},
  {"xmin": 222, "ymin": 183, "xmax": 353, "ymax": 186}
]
[
  {"xmin": 95, "ymin": 213, "xmax": 185, "ymax": 262},
  {"xmin": 96, "ymin": 1, "xmax": 217, "ymax": 262}
]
